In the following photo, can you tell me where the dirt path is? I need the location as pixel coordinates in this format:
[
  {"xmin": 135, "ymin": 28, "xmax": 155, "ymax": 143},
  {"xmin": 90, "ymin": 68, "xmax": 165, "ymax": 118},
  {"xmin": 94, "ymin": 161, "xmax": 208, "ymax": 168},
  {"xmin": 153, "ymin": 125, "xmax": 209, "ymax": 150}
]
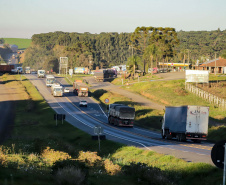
[{"xmin": 85, "ymin": 71, "xmax": 185, "ymax": 110}]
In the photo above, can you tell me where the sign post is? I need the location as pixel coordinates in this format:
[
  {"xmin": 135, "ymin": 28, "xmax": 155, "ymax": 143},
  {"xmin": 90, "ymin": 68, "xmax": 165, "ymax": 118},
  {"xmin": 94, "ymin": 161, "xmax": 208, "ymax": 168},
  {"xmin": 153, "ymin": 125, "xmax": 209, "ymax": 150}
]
[
  {"xmin": 104, "ymin": 98, "xmax": 109, "ymax": 112},
  {"xmin": 94, "ymin": 126, "xmax": 103, "ymax": 151},
  {"xmin": 54, "ymin": 114, "xmax": 66, "ymax": 126}
]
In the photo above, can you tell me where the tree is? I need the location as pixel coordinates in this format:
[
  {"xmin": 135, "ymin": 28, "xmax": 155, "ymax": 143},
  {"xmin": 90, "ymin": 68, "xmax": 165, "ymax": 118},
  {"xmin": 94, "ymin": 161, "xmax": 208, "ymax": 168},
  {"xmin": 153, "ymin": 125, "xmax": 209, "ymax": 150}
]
[
  {"xmin": 131, "ymin": 27, "xmax": 179, "ymax": 73},
  {"xmin": 144, "ymin": 44, "xmax": 159, "ymax": 75},
  {"xmin": 126, "ymin": 55, "xmax": 141, "ymax": 78}
]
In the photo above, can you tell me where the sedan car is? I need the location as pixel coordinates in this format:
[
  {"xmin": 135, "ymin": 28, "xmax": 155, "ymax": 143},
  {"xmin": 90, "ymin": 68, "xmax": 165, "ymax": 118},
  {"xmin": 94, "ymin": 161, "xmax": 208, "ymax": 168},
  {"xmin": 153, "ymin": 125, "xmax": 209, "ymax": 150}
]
[
  {"xmin": 64, "ymin": 88, "xmax": 70, "ymax": 93},
  {"xmin": 79, "ymin": 100, "xmax": 88, "ymax": 107}
]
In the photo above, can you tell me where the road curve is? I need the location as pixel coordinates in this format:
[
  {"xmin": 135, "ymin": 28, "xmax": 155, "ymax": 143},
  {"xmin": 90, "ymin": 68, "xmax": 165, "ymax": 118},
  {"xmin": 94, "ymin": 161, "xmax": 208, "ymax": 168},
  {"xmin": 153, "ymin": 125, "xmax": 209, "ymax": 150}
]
[{"xmin": 26, "ymin": 74, "xmax": 214, "ymax": 165}]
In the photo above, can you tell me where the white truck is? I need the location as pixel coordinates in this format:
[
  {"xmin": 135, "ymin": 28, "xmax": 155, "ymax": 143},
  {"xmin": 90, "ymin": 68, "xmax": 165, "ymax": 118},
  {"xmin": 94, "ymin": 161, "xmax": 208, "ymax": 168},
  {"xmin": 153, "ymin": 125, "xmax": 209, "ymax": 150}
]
[
  {"xmin": 37, "ymin": 70, "xmax": 45, "ymax": 78},
  {"xmin": 51, "ymin": 83, "xmax": 63, "ymax": 97},
  {"xmin": 46, "ymin": 75, "xmax": 55, "ymax": 87},
  {"xmin": 25, "ymin": 67, "xmax": 31, "ymax": 74},
  {"xmin": 161, "ymin": 105, "xmax": 209, "ymax": 142}
]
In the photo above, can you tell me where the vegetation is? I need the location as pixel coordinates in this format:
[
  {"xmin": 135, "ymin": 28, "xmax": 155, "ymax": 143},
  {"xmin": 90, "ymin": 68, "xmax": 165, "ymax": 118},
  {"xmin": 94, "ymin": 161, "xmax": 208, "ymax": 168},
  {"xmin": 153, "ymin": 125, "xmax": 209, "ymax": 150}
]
[
  {"xmin": 21, "ymin": 29, "xmax": 226, "ymax": 73},
  {"xmin": 0, "ymin": 74, "xmax": 223, "ymax": 185},
  {"xmin": 3, "ymin": 38, "xmax": 32, "ymax": 50}
]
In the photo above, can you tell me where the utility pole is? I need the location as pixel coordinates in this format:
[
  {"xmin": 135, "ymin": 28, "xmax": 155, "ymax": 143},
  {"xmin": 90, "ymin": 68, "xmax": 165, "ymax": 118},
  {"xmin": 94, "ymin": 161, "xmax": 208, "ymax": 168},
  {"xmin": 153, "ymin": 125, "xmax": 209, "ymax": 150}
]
[{"xmin": 215, "ymin": 53, "xmax": 217, "ymax": 76}]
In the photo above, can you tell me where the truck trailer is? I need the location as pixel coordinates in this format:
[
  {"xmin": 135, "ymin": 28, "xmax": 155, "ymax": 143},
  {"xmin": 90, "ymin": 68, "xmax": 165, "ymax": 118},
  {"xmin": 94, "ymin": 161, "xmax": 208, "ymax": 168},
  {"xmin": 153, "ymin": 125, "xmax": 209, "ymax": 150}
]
[
  {"xmin": 0, "ymin": 65, "xmax": 14, "ymax": 73},
  {"xmin": 73, "ymin": 80, "xmax": 89, "ymax": 97},
  {"xmin": 51, "ymin": 83, "xmax": 63, "ymax": 97},
  {"xmin": 161, "ymin": 105, "xmax": 209, "ymax": 142},
  {"xmin": 108, "ymin": 104, "xmax": 135, "ymax": 127},
  {"xmin": 93, "ymin": 69, "xmax": 117, "ymax": 82}
]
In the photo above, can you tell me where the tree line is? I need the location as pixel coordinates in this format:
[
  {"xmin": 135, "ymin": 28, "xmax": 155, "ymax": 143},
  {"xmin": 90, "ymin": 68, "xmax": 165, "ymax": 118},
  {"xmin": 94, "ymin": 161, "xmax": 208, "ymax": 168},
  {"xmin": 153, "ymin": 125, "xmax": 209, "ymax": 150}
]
[{"xmin": 21, "ymin": 28, "xmax": 226, "ymax": 73}]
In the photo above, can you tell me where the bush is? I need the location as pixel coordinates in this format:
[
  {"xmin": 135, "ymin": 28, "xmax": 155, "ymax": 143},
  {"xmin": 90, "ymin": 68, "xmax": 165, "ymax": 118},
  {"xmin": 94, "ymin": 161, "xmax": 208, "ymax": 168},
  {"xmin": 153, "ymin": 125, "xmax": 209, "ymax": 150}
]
[
  {"xmin": 122, "ymin": 162, "xmax": 173, "ymax": 185},
  {"xmin": 51, "ymin": 159, "xmax": 88, "ymax": 176},
  {"xmin": 55, "ymin": 166, "xmax": 86, "ymax": 185},
  {"xmin": 77, "ymin": 151, "xmax": 102, "ymax": 167},
  {"xmin": 104, "ymin": 159, "xmax": 121, "ymax": 175},
  {"xmin": 41, "ymin": 147, "xmax": 71, "ymax": 166}
]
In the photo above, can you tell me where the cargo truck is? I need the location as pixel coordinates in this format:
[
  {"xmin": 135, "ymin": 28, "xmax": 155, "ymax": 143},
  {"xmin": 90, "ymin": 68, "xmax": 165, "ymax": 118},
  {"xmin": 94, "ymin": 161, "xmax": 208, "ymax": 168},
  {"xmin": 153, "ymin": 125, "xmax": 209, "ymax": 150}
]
[
  {"xmin": 51, "ymin": 83, "xmax": 63, "ymax": 97},
  {"xmin": 161, "ymin": 105, "xmax": 209, "ymax": 142},
  {"xmin": 46, "ymin": 75, "xmax": 55, "ymax": 87},
  {"xmin": 37, "ymin": 70, "xmax": 45, "ymax": 78},
  {"xmin": 25, "ymin": 67, "xmax": 31, "ymax": 74},
  {"xmin": 108, "ymin": 104, "xmax": 135, "ymax": 127},
  {"xmin": 93, "ymin": 69, "xmax": 117, "ymax": 82},
  {"xmin": 73, "ymin": 80, "xmax": 89, "ymax": 97}
]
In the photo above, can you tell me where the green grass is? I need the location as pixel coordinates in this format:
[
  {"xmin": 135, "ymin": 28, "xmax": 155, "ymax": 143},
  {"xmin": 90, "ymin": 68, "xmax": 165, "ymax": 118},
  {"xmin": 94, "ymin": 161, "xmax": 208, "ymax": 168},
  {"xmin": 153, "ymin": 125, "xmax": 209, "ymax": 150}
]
[
  {"xmin": 3, "ymin": 38, "xmax": 32, "ymax": 50},
  {"xmin": 0, "ymin": 74, "xmax": 223, "ymax": 185}
]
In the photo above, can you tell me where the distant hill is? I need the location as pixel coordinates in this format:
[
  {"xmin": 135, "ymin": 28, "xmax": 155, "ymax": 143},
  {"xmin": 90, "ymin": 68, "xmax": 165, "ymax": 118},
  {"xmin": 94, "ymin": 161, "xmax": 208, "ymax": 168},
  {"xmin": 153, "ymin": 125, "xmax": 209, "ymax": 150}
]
[{"xmin": 4, "ymin": 38, "xmax": 32, "ymax": 50}]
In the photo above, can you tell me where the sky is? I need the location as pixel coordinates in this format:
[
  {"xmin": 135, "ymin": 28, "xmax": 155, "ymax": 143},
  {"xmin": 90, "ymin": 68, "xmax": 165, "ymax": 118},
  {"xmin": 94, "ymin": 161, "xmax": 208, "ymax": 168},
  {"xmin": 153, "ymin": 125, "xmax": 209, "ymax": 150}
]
[{"xmin": 1, "ymin": 0, "xmax": 226, "ymax": 38}]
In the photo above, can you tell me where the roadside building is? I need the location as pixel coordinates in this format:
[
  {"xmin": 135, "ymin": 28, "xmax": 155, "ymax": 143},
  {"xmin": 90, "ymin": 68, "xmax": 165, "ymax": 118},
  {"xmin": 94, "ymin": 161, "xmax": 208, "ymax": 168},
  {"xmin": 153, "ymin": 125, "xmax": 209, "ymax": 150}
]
[{"xmin": 199, "ymin": 57, "xmax": 226, "ymax": 74}]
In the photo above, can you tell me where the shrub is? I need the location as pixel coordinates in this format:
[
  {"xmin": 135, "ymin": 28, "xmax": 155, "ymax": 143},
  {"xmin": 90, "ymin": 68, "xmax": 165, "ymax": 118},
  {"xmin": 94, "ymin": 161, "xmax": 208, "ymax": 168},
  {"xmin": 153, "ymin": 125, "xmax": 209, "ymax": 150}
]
[
  {"xmin": 104, "ymin": 159, "xmax": 121, "ymax": 175},
  {"xmin": 122, "ymin": 162, "xmax": 173, "ymax": 185},
  {"xmin": 51, "ymin": 159, "xmax": 88, "ymax": 176},
  {"xmin": 77, "ymin": 151, "xmax": 102, "ymax": 167},
  {"xmin": 55, "ymin": 166, "xmax": 86, "ymax": 185},
  {"xmin": 41, "ymin": 147, "xmax": 71, "ymax": 166}
]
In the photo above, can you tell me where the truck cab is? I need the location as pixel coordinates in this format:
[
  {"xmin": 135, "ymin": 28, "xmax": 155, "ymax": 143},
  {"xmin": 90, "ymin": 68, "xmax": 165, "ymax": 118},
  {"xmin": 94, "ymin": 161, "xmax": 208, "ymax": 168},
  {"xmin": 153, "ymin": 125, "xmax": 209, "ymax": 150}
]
[{"xmin": 38, "ymin": 70, "xmax": 45, "ymax": 78}]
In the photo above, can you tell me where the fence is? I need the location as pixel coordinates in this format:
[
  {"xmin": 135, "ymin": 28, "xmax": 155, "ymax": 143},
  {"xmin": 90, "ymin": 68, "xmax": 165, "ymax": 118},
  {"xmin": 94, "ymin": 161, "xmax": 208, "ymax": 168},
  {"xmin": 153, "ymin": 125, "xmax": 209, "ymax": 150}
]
[{"xmin": 185, "ymin": 83, "xmax": 226, "ymax": 109}]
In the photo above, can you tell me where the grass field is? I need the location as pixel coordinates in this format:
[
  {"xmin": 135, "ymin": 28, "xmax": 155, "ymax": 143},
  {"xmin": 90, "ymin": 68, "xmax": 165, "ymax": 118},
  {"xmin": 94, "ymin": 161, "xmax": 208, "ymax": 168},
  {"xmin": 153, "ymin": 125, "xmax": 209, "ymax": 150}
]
[
  {"xmin": 3, "ymin": 38, "xmax": 32, "ymax": 50},
  {"xmin": 0, "ymin": 74, "xmax": 223, "ymax": 185}
]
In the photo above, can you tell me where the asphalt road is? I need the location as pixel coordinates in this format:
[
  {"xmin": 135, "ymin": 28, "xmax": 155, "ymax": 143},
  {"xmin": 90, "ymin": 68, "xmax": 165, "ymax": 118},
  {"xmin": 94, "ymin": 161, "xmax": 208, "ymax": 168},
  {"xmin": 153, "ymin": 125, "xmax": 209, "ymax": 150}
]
[{"xmin": 26, "ymin": 74, "xmax": 214, "ymax": 165}]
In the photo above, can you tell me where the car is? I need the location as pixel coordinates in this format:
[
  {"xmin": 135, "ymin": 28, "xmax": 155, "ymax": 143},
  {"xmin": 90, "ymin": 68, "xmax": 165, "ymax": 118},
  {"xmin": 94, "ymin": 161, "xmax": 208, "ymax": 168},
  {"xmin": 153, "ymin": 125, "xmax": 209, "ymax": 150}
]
[
  {"xmin": 64, "ymin": 88, "xmax": 70, "ymax": 93},
  {"xmin": 79, "ymin": 100, "xmax": 88, "ymax": 107}
]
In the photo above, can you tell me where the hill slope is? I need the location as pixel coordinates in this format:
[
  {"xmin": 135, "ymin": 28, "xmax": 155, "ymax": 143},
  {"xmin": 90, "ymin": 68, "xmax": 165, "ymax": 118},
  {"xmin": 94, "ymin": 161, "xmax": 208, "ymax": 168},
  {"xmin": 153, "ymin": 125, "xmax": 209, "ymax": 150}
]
[{"xmin": 4, "ymin": 38, "xmax": 32, "ymax": 50}]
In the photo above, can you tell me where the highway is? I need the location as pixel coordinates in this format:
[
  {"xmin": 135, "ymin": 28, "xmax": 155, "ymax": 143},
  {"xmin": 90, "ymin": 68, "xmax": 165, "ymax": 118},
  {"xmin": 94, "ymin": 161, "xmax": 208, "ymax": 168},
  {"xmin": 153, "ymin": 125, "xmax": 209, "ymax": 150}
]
[{"xmin": 26, "ymin": 74, "xmax": 214, "ymax": 165}]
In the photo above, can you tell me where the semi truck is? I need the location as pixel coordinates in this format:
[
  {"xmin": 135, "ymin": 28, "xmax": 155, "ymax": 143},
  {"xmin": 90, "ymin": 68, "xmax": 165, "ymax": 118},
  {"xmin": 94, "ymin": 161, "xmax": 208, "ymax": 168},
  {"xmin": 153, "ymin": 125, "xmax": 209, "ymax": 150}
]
[
  {"xmin": 25, "ymin": 67, "xmax": 31, "ymax": 74},
  {"xmin": 46, "ymin": 75, "xmax": 55, "ymax": 87},
  {"xmin": 51, "ymin": 83, "xmax": 63, "ymax": 97},
  {"xmin": 161, "ymin": 105, "xmax": 209, "ymax": 142},
  {"xmin": 37, "ymin": 70, "xmax": 45, "ymax": 78},
  {"xmin": 108, "ymin": 104, "xmax": 135, "ymax": 127},
  {"xmin": 93, "ymin": 69, "xmax": 117, "ymax": 82},
  {"xmin": 73, "ymin": 80, "xmax": 89, "ymax": 97}
]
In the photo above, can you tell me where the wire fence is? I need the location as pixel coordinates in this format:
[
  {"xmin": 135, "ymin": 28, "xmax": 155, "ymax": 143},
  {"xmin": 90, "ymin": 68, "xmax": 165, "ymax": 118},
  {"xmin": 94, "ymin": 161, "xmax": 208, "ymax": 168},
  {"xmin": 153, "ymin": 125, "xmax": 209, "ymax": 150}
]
[{"xmin": 185, "ymin": 83, "xmax": 226, "ymax": 109}]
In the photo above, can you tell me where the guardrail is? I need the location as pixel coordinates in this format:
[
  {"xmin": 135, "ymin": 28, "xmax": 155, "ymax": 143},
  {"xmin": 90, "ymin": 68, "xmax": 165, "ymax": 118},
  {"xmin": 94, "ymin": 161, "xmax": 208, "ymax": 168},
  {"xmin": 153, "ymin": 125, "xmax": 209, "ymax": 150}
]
[{"xmin": 185, "ymin": 83, "xmax": 226, "ymax": 109}]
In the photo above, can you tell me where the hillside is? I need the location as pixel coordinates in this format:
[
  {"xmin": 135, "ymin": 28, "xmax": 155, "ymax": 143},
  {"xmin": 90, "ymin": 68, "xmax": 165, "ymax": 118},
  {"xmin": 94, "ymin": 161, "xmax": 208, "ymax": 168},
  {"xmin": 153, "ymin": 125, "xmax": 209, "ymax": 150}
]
[{"xmin": 4, "ymin": 38, "xmax": 32, "ymax": 50}]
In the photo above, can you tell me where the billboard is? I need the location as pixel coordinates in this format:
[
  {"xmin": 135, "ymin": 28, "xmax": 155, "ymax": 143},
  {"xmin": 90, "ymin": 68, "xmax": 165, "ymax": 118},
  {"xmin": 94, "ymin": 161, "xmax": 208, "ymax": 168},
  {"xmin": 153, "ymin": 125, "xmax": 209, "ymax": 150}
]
[{"xmin": 185, "ymin": 70, "xmax": 209, "ymax": 83}]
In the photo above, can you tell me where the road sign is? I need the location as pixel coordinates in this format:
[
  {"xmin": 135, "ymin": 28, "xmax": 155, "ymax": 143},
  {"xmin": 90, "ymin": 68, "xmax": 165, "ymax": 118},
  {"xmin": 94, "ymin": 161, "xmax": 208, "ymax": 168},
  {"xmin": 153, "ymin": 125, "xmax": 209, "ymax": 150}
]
[
  {"xmin": 54, "ymin": 114, "xmax": 66, "ymax": 126},
  {"xmin": 104, "ymin": 98, "xmax": 109, "ymax": 104},
  {"xmin": 93, "ymin": 126, "xmax": 105, "ymax": 151},
  {"xmin": 211, "ymin": 140, "xmax": 226, "ymax": 169},
  {"xmin": 54, "ymin": 114, "xmax": 66, "ymax": 120},
  {"xmin": 94, "ymin": 126, "xmax": 103, "ymax": 135}
]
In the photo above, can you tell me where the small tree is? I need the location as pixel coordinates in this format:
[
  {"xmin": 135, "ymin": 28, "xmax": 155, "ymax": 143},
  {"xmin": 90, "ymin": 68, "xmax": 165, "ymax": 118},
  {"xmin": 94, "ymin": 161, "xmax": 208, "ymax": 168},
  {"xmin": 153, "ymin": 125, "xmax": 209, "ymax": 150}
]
[
  {"xmin": 127, "ymin": 55, "xmax": 141, "ymax": 78},
  {"xmin": 144, "ymin": 44, "xmax": 159, "ymax": 75}
]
